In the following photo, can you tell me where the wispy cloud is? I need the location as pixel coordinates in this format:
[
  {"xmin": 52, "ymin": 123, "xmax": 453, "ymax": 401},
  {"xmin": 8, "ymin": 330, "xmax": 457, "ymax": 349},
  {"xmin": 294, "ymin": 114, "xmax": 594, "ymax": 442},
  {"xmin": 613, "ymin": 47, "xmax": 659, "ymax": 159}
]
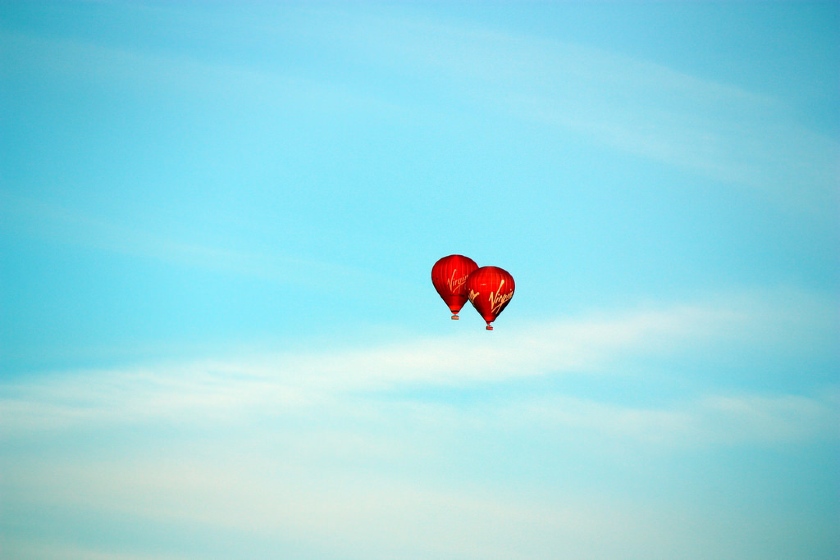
[
  {"xmin": 0, "ymin": 188, "xmax": 393, "ymax": 290},
  {"xmin": 512, "ymin": 390, "xmax": 840, "ymax": 447},
  {"xmin": 0, "ymin": 541, "xmax": 190, "ymax": 560},
  {"xmin": 3, "ymin": 391, "xmax": 837, "ymax": 559},
  {"xmin": 316, "ymin": 9, "xmax": 840, "ymax": 217},
  {"xmin": 4, "ymin": 9, "xmax": 836, "ymax": 218},
  {"xmin": 0, "ymin": 26, "xmax": 409, "ymax": 120},
  {"xmin": 0, "ymin": 455, "xmax": 710, "ymax": 560},
  {"xmin": 2, "ymin": 289, "xmax": 835, "ymax": 443},
  {"xmin": 2, "ymin": 290, "xmax": 837, "ymax": 559}
]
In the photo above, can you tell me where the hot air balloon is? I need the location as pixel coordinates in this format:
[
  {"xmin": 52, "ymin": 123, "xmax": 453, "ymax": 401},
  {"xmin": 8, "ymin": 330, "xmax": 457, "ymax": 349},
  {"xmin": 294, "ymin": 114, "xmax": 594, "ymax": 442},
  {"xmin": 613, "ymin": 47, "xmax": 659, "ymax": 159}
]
[
  {"xmin": 466, "ymin": 266, "xmax": 515, "ymax": 330},
  {"xmin": 431, "ymin": 254, "xmax": 479, "ymax": 320}
]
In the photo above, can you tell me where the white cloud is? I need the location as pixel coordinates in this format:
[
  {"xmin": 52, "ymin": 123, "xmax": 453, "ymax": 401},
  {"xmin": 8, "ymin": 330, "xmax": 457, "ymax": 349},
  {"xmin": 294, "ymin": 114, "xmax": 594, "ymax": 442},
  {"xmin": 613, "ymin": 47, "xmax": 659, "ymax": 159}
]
[
  {"xmin": 0, "ymin": 541, "xmax": 190, "ymax": 560},
  {"xmin": 0, "ymin": 456, "xmax": 664, "ymax": 560},
  {"xmin": 1, "ymin": 289, "xmax": 835, "ymax": 444},
  {"xmin": 700, "ymin": 391, "xmax": 840, "ymax": 444},
  {"xmin": 4, "ymin": 431, "xmax": 835, "ymax": 560},
  {"xmin": 319, "ymin": 10, "xmax": 839, "ymax": 217},
  {"xmin": 6, "ymin": 9, "xmax": 836, "ymax": 218},
  {"xmin": 2, "ymin": 290, "xmax": 837, "ymax": 559},
  {"xmin": 0, "ymin": 188, "xmax": 392, "ymax": 292},
  {"xmin": 507, "ymin": 389, "xmax": 840, "ymax": 448}
]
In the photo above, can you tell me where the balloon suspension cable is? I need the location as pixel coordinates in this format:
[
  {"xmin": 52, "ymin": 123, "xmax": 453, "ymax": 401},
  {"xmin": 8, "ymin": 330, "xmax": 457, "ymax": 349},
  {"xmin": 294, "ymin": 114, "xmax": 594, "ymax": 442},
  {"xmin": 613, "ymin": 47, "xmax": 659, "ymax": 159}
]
[{"xmin": 451, "ymin": 314, "xmax": 459, "ymax": 320}]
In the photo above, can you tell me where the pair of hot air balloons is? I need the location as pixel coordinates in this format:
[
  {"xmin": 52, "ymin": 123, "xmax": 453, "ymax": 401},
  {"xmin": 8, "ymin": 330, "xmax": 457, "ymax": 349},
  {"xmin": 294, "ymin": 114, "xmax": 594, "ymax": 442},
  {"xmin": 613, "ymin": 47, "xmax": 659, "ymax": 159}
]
[{"xmin": 431, "ymin": 254, "xmax": 515, "ymax": 331}]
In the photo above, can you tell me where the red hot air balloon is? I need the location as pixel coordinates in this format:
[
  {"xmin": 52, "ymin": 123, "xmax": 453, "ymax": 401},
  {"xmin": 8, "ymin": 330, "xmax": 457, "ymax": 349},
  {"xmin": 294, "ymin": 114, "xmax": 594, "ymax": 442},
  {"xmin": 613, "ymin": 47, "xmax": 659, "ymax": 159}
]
[
  {"xmin": 466, "ymin": 266, "xmax": 515, "ymax": 330},
  {"xmin": 431, "ymin": 254, "xmax": 479, "ymax": 320}
]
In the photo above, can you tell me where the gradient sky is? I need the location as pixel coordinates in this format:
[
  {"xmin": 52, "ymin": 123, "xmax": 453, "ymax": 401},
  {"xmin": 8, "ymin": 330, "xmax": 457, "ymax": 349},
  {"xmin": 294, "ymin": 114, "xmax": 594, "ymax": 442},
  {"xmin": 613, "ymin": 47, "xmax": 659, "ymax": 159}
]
[{"xmin": 1, "ymin": 2, "xmax": 838, "ymax": 559}]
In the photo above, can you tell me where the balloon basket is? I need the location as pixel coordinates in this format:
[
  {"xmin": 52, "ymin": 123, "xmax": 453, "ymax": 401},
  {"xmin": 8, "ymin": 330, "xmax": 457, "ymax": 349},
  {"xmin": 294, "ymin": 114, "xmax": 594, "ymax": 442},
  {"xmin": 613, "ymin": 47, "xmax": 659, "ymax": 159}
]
[
  {"xmin": 451, "ymin": 314, "xmax": 459, "ymax": 320},
  {"xmin": 485, "ymin": 325, "xmax": 493, "ymax": 331}
]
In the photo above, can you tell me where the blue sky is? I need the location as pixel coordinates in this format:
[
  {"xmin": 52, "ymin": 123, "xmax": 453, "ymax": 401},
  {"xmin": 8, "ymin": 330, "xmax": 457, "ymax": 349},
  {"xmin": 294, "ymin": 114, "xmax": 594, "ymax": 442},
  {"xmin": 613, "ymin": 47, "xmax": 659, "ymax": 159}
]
[{"xmin": 1, "ymin": 2, "xmax": 838, "ymax": 559}]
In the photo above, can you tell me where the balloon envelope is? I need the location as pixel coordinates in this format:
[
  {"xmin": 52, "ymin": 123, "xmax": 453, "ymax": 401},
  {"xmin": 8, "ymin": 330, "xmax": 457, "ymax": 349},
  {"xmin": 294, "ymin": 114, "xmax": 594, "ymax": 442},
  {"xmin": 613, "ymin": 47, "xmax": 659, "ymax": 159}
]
[
  {"xmin": 431, "ymin": 254, "xmax": 479, "ymax": 319},
  {"xmin": 466, "ymin": 266, "xmax": 515, "ymax": 330}
]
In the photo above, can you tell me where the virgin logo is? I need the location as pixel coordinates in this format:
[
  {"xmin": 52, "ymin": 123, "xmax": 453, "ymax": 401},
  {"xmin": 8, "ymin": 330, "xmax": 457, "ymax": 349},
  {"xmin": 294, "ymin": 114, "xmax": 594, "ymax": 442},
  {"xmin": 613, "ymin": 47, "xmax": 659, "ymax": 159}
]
[
  {"xmin": 488, "ymin": 279, "xmax": 513, "ymax": 314},
  {"xmin": 447, "ymin": 269, "xmax": 469, "ymax": 293},
  {"xmin": 469, "ymin": 280, "xmax": 513, "ymax": 314}
]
